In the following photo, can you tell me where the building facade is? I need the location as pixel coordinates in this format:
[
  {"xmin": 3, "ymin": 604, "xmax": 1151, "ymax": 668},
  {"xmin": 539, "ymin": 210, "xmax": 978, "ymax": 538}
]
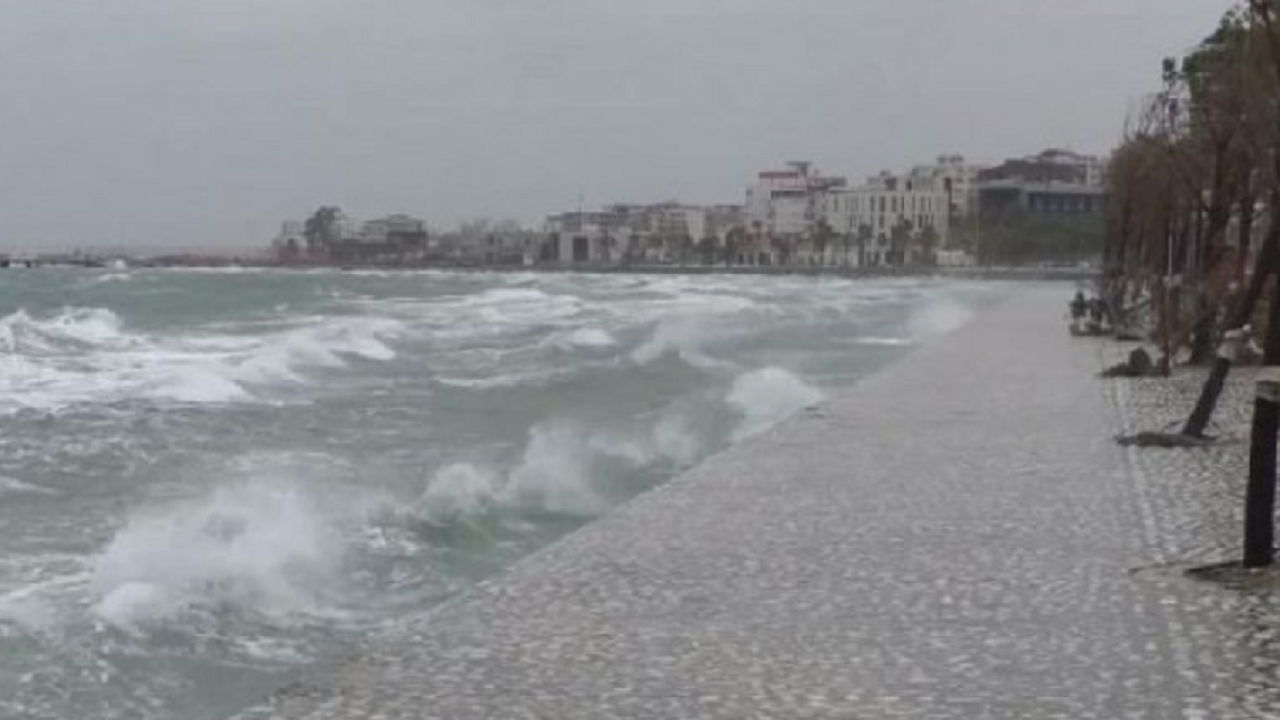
[
  {"xmin": 544, "ymin": 202, "xmax": 743, "ymax": 264},
  {"xmin": 977, "ymin": 149, "xmax": 1108, "ymax": 219},
  {"xmin": 825, "ymin": 170, "xmax": 951, "ymax": 267},
  {"xmin": 746, "ymin": 162, "xmax": 847, "ymax": 239}
]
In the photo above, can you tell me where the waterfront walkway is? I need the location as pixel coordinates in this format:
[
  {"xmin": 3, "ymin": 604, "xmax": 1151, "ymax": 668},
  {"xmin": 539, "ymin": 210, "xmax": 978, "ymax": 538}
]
[{"xmin": 238, "ymin": 286, "xmax": 1280, "ymax": 719}]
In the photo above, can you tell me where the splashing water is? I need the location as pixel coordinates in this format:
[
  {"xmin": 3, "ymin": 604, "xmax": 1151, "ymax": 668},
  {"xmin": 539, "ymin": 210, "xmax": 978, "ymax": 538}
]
[
  {"xmin": 90, "ymin": 480, "xmax": 348, "ymax": 633},
  {"xmin": 0, "ymin": 269, "xmax": 995, "ymax": 720},
  {"xmin": 727, "ymin": 368, "xmax": 824, "ymax": 441}
]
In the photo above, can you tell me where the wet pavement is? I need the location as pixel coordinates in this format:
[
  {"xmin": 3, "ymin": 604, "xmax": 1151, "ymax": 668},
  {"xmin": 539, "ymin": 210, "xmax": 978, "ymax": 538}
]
[{"xmin": 234, "ymin": 286, "xmax": 1280, "ymax": 719}]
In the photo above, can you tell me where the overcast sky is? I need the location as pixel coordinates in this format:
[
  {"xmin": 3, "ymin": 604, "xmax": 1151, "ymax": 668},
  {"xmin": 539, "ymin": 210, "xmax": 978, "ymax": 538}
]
[{"xmin": 0, "ymin": 0, "xmax": 1227, "ymax": 249}]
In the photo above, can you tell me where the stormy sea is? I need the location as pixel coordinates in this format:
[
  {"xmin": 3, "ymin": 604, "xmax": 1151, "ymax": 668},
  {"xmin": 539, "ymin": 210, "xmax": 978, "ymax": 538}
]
[{"xmin": 0, "ymin": 268, "xmax": 991, "ymax": 720}]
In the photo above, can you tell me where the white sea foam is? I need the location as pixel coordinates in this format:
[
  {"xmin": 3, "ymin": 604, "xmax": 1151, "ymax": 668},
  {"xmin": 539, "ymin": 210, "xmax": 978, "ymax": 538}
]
[
  {"xmin": 0, "ymin": 476, "xmax": 61, "ymax": 497},
  {"xmin": 858, "ymin": 336, "xmax": 914, "ymax": 347},
  {"xmin": 0, "ymin": 573, "xmax": 84, "ymax": 630},
  {"xmin": 419, "ymin": 419, "xmax": 681, "ymax": 520},
  {"xmin": 562, "ymin": 328, "xmax": 616, "ymax": 349},
  {"xmin": 420, "ymin": 463, "xmax": 501, "ymax": 521},
  {"xmin": 631, "ymin": 319, "xmax": 726, "ymax": 369},
  {"xmin": 0, "ymin": 308, "xmax": 131, "ymax": 356},
  {"xmin": 505, "ymin": 423, "xmax": 609, "ymax": 516},
  {"xmin": 907, "ymin": 295, "xmax": 975, "ymax": 339},
  {"xmin": 153, "ymin": 367, "xmax": 254, "ymax": 404},
  {"xmin": 727, "ymin": 368, "xmax": 823, "ymax": 441},
  {"xmin": 90, "ymin": 481, "xmax": 346, "ymax": 632},
  {"xmin": 0, "ymin": 308, "xmax": 404, "ymax": 413},
  {"xmin": 650, "ymin": 413, "xmax": 701, "ymax": 467}
]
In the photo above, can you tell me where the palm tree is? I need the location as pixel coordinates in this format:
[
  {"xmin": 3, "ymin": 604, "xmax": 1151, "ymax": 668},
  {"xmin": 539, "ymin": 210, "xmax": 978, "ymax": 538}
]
[
  {"xmin": 917, "ymin": 226, "xmax": 941, "ymax": 266},
  {"xmin": 304, "ymin": 206, "xmax": 343, "ymax": 261},
  {"xmin": 856, "ymin": 224, "xmax": 874, "ymax": 268},
  {"xmin": 697, "ymin": 237, "xmax": 717, "ymax": 266},
  {"xmin": 723, "ymin": 227, "xmax": 744, "ymax": 266},
  {"xmin": 889, "ymin": 219, "xmax": 914, "ymax": 267},
  {"xmin": 813, "ymin": 218, "xmax": 836, "ymax": 267}
]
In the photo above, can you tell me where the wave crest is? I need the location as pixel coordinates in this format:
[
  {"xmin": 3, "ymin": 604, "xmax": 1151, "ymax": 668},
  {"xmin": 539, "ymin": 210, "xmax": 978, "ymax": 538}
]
[
  {"xmin": 728, "ymin": 368, "xmax": 823, "ymax": 441},
  {"xmin": 90, "ymin": 481, "xmax": 346, "ymax": 633}
]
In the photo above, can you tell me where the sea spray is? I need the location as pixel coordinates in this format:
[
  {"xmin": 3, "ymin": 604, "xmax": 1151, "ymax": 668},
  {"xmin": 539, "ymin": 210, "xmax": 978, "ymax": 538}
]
[
  {"xmin": 0, "ymin": 308, "xmax": 132, "ymax": 355},
  {"xmin": 420, "ymin": 464, "xmax": 502, "ymax": 522},
  {"xmin": 631, "ymin": 318, "xmax": 727, "ymax": 369},
  {"xmin": 907, "ymin": 294, "xmax": 975, "ymax": 339},
  {"xmin": 727, "ymin": 368, "xmax": 823, "ymax": 441},
  {"xmin": 505, "ymin": 423, "xmax": 612, "ymax": 516},
  {"xmin": 90, "ymin": 480, "xmax": 346, "ymax": 632},
  {"xmin": 0, "ymin": 309, "xmax": 404, "ymax": 413},
  {"xmin": 0, "ymin": 269, "xmax": 991, "ymax": 720},
  {"xmin": 420, "ymin": 414, "xmax": 708, "ymax": 522}
]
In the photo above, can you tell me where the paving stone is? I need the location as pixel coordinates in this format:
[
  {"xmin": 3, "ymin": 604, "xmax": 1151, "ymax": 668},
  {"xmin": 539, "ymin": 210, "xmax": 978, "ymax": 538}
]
[{"xmin": 232, "ymin": 286, "xmax": 1280, "ymax": 719}]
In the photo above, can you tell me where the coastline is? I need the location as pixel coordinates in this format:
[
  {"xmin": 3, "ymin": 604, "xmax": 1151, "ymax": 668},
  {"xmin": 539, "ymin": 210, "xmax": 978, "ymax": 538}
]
[
  {"xmin": 7, "ymin": 260, "xmax": 1098, "ymax": 284},
  {"xmin": 228, "ymin": 284, "xmax": 1272, "ymax": 720}
]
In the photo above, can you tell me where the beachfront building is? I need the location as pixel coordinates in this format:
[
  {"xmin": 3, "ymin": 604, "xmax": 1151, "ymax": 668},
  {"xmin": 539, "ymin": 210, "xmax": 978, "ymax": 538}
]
[
  {"xmin": 543, "ymin": 202, "xmax": 744, "ymax": 265},
  {"xmin": 916, "ymin": 154, "xmax": 986, "ymax": 217},
  {"xmin": 743, "ymin": 162, "xmax": 846, "ymax": 265},
  {"xmin": 824, "ymin": 170, "xmax": 951, "ymax": 267},
  {"xmin": 976, "ymin": 149, "xmax": 1108, "ymax": 218},
  {"xmin": 544, "ymin": 211, "xmax": 620, "ymax": 264},
  {"xmin": 746, "ymin": 162, "xmax": 847, "ymax": 236},
  {"xmin": 273, "ymin": 212, "xmax": 429, "ymax": 265}
]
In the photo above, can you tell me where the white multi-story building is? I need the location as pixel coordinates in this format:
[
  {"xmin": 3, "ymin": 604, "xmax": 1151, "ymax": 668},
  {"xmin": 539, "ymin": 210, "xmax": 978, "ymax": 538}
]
[
  {"xmin": 359, "ymin": 214, "xmax": 428, "ymax": 244},
  {"xmin": 913, "ymin": 154, "xmax": 986, "ymax": 217},
  {"xmin": 746, "ymin": 162, "xmax": 846, "ymax": 238},
  {"xmin": 825, "ymin": 170, "xmax": 951, "ymax": 267},
  {"xmin": 545, "ymin": 202, "xmax": 743, "ymax": 264},
  {"xmin": 544, "ymin": 211, "xmax": 619, "ymax": 263}
]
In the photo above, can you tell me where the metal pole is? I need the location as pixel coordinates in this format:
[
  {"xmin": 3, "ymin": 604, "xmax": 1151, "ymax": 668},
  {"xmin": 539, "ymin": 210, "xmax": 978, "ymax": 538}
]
[{"xmin": 1245, "ymin": 372, "xmax": 1280, "ymax": 567}]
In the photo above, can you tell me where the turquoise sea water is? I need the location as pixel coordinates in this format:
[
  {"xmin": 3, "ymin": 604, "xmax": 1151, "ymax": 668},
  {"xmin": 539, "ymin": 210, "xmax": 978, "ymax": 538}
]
[{"xmin": 0, "ymin": 268, "xmax": 991, "ymax": 720}]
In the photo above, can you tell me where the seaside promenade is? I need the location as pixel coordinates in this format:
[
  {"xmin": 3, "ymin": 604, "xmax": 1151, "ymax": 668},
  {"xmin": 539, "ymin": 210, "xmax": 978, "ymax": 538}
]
[{"xmin": 236, "ymin": 285, "xmax": 1280, "ymax": 719}]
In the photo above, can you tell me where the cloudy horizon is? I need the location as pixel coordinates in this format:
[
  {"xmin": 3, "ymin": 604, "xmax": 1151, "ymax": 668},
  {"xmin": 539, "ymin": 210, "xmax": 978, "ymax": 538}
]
[{"xmin": 0, "ymin": 0, "xmax": 1226, "ymax": 250}]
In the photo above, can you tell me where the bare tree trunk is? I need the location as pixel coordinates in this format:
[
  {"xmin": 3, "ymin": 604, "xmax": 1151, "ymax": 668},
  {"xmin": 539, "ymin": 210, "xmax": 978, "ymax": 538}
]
[{"xmin": 1181, "ymin": 221, "xmax": 1279, "ymax": 437}]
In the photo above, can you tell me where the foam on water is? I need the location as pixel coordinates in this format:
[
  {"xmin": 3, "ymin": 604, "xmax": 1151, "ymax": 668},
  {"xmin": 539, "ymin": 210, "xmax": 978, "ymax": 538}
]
[
  {"xmin": 0, "ymin": 308, "xmax": 131, "ymax": 356},
  {"xmin": 420, "ymin": 464, "xmax": 501, "ymax": 522},
  {"xmin": 907, "ymin": 294, "xmax": 975, "ymax": 339},
  {"xmin": 90, "ymin": 480, "xmax": 346, "ymax": 633},
  {"xmin": 419, "ymin": 416, "xmax": 700, "ymax": 522},
  {"xmin": 0, "ymin": 308, "xmax": 404, "ymax": 413},
  {"xmin": 0, "ymin": 477, "xmax": 61, "ymax": 497},
  {"xmin": 650, "ymin": 412, "xmax": 701, "ymax": 467},
  {"xmin": 631, "ymin": 319, "xmax": 727, "ymax": 369},
  {"xmin": 561, "ymin": 328, "xmax": 617, "ymax": 349},
  {"xmin": 0, "ymin": 270, "xmax": 992, "ymax": 720},
  {"xmin": 727, "ymin": 368, "xmax": 823, "ymax": 441},
  {"xmin": 858, "ymin": 337, "xmax": 913, "ymax": 347},
  {"xmin": 503, "ymin": 423, "xmax": 612, "ymax": 516}
]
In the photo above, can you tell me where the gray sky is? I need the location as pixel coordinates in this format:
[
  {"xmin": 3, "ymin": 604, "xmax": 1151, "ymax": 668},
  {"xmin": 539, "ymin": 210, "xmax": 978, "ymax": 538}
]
[{"xmin": 0, "ymin": 0, "xmax": 1226, "ymax": 249}]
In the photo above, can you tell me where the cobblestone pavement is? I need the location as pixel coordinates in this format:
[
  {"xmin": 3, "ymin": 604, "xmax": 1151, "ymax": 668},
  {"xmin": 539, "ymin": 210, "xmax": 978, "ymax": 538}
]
[{"xmin": 234, "ymin": 286, "xmax": 1280, "ymax": 719}]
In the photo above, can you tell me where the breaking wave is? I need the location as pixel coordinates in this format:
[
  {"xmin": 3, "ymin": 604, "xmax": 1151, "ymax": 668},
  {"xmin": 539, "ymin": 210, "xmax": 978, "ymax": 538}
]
[
  {"xmin": 0, "ymin": 307, "xmax": 133, "ymax": 356},
  {"xmin": 0, "ymin": 476, "xmax": 61, "ymax": 497},
  {"xmin": 727, "ymin": 368, "xmax": 823, "ymax": 441},
  {"xmin": 420, "ymin": 369, "xmax": 822, "ymax": 523},
  {"xmin": 0, "ymin": 307, "xmax": 403, "ymax": 413},
  {"xmin": 907, "ymin": 295, "xmax": 975, "ymax": 339},
  {"xmin": 419, "ymin": 413, "xmax": 710, "ymax": 523},
  {"xmin": 90, "ymin": 480, "xmax": 348, "ymax": 633},
  {"xmin": 631, "ymin": 319, "xmax": 728, "ymax": 369}
]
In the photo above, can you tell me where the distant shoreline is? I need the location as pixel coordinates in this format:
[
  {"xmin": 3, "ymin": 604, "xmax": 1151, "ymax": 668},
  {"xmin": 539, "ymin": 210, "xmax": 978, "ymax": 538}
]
[{"xmin": 4, "ymin": 260, "xmax": 1096, "ymax": 283}]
